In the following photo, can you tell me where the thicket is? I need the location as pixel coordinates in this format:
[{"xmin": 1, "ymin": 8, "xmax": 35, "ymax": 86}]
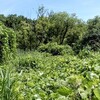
[
  {"xmin": 0, "ymin": 22, "xmax": 16, "ymax": 63},
  {"xmin": 0, "ymin": 51, "xmax": 100, "ymax": 100},
  {"xmin": 38, "ymin": 42, "xmax": 74, "ymax": 55},
  {"xmin": 80, "ymin": 16, "xmax": 100, "ymax": 51}
]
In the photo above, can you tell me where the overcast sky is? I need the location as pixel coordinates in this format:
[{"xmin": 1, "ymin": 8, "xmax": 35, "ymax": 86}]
[{"xmin": 0, "ymin": 0, "xmax": 100, "ymax": 21}]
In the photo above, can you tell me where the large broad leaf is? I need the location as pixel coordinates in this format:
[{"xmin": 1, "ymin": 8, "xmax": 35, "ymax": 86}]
[
  {"xmin": 57, "ymin": 86, "xmax": 72, "ymax": 96},
  {"xmin": 93, "ymin": 88, "xmax": 100, "ymax": 100},
  {"xmin": 78, "ymin": 87, "xmax": 88, "ymax": 99},
  {"xmin": 94, "ymin": 66, "xmax": 100, "ymax": 72}
]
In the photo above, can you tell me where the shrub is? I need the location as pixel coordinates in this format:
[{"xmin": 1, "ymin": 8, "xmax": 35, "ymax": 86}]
[
  {"xmin": 81, "ymin": 33, "xmax": 100, "ymax": 51},
  {"xmin": 38, "ymin": 42, "xmax": 74, "ymax": 55},
  {"xmin": 18, "ymin": 56, "xmax": 38, "ymax": 70},
  {"xmin": 73, "ymin": 33, "xmax": 100, "ymax": 54},
  {"xmin": 0, "ymin": 22, "xmax": 16, "ymax": 63},
  {"xmin": 78, "ymin": 46, "xmax": 93, "ymax": 59}
]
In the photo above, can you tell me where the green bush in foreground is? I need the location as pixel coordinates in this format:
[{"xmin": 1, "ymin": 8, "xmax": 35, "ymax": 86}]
[{"xmin": 0, "ymin": 50, "xmax": 100, "ymax": 100}]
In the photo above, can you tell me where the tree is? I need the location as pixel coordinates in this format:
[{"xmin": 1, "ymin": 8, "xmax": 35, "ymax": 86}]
[
  {"xmin": 48, "ymin": 12, "xmax": 69, "ymax": 44},
  {"xmin": 5, "ymin": 14, "xmax": 18, "ymax": 30},
  {"xmin": 48, "ymin": 12, "xmax": 87, "ymax": 46},
  {"xmin": 17, "ymin": 21, "xmax": 33, "ymax": 51},
  {"xmin": 81, "ymin": 16, "xmax": 100, "ymax": 51},
  {"xmin": 35, "ymin": 17, "xmax": 51, "ymax": 45},
  {"xmin": 0, "ymin": 14, "xmax": 6, "ymax": 23},
  {"xmin": 65, "ymin": 19, "xmax": 87, "ymax": 47},
  {"xmin": 37, "ymin": 5, "xmax": 48, "ymax": 18},
  {"xmin": 87, "ymin": 16, "xmax": 100, "ymax": 34}
]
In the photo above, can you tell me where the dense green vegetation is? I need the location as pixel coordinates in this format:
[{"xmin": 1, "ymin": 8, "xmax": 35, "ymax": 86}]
[
  {"xmin": 0, "ymin": 22, "xmax": 16, "ymax": 63},
  {"xmin": 0, "ymin": 51, "xmax": 100, "ymax": 100},
  {"xmin": 0, "ymin": 6, "xmax": 100, "ymax": 100}
]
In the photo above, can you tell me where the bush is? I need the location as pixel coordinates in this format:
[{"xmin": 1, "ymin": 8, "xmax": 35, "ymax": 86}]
[
  {"xmin": 73, "ymin": 33, "xmax": 100, "ymax": 54},
  {"xmin": 18, "ymin": 56, "xmax": 38, "ymax": 70},
  {"xmin": 81, "ymin": 33, "xmax": 100, "ymax": 51},
  {"xmin": 38, "ymin": 42, "xmax": 74, "ymax": 55},
  {"xmin": 78, "ymin": 46, "xmax": 93, "ymax": 59},
  {"xmin": 0, "ymin": 22, "xmax": 16, "ymax": 63}
]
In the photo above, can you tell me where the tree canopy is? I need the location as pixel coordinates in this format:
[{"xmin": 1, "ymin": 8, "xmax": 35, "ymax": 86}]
[{"xmin": 0, "ymin": 6, "xmax": 100, "ymax": 53}]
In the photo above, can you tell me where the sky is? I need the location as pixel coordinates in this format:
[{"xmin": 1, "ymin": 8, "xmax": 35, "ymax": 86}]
[{"xmin": 0, "ymin": 0, "xmax": 100, "ymax": 21}]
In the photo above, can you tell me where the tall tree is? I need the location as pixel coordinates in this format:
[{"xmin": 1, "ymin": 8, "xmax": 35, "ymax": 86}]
[{"xmin": 17, "ymin": 21, "xmax": 32, "ymax": 50}]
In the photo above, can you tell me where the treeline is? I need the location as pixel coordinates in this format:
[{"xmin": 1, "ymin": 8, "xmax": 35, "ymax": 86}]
[{"xmin": 0, "ymin": 6, "xmax": 100, "ymax": 54}]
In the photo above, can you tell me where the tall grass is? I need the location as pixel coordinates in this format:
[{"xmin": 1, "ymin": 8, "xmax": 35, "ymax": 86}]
[{"xmin": 0, "ymin": 66, "xmax": 16, "ymax": 100}]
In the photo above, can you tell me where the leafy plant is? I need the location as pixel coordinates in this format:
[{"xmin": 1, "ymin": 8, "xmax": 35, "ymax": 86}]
[
  {"xmin": 0, "ymin": 66, "xmax": 16, "ymax": 100},
  {"xmin": 38, "ymin": 42, "xmax": 74, "ymax": 55}
]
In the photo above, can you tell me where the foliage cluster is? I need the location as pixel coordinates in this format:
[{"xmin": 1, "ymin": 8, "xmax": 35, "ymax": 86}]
[
  {"xmin": 0, "ymin": 7, "xmax": 100, "ymax": 52},
  {"xmin": 0, "ymin": 51, "xmax": 100, "ymax": 100},
  {"xmin": 0, "ymin": 22, "xmax": 16, "ymax": 63},
  {"xmin": 38, "ymin": 42, "xmax": 74, "ymax": 55}
]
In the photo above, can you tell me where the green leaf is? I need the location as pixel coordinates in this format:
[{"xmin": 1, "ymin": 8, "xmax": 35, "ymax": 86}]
[
  {"xmin": 93, "ymin": 88, "xmax": 100, "ymax": 100},
  {"xmin": 94, "ymin": 66, "xmax": 100, "ymax": 72},
  {"xmin": 78, "ymin": 87, "xmax": 88, "ymax": 99},
  {"xmin": 57, "ymin": 86, "xmax": 72, "ymax": 96}
]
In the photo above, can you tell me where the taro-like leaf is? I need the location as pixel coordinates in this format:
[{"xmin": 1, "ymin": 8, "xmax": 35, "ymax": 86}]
[
  {"xmin": 93, "ymin": 88, "xmax": 100, "ymax": 100},
  {"xmin": 94, "ymin": 66, "xmax": 100, "ymax": 72},
  {"xmin": 57, "ymin": 86, "xmax": 72, "ymax": 96}
]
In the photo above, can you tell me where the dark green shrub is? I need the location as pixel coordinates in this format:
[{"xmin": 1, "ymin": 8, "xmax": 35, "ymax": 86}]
[
  {"xmin": 78, "ymin": 46, "xmax": 93, "ymax": 58},
  {"xmin": 73, "ymin": 33, "xmax": 100, "ymax": 54},
  {"xmin": 38, "ymin": 42, "xmax": 74, "ymax": 55},
  {"xmin": 81, "ymin": 33, "xmax": 100, "ymax": 51},
  {"xmin": 81, "ymin": 16, "xmax": 100, "ymax": 51},
  {"xmin": 0, "ymin": 22, "xmax": 16, "ymax": 63}
]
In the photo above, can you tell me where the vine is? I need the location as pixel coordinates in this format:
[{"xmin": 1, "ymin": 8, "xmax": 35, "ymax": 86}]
[{"xmin": 0, "ymin": 22, "xmax": 16, "ymax": 63}]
